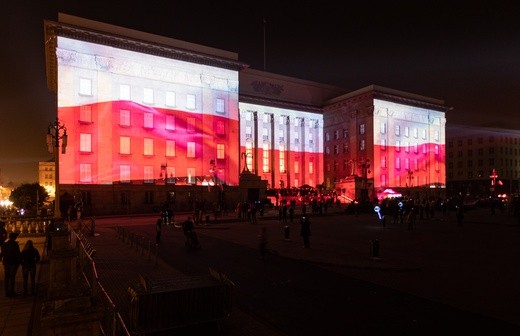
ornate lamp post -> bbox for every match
[46,118,67,218]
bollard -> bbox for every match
[284,225,290,240]
[370,239,380,258]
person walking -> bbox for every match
[21,240,40,296]
[300,216,311,248]
[2,232,21,297]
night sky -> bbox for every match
[2,1,520,185]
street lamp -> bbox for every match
[46,117,67,218]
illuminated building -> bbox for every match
[446,124,520,197]
[38,159,56,198]
[44,14,448,215]
[324,86,448,202]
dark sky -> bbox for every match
[2,1,520,185]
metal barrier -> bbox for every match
[69,224,131,336]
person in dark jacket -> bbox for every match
[21,240,40,296]
[2,232,21,297]
[300,216,311,248]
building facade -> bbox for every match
[446,124,520,197]
[44,14,448,215]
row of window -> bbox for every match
[326,141,441,154]
[79,79,227,114]
[243,112,319,128]
[243,143,315,174]
[326,157,441,172]
[448,158,519,169]
[79,134,226,159]
[326,124,441,142]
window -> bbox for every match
[166,166,176,182]
[144,112,154,128]
[143,88,154,104]
[381,139,386,150]
[187,142,196,158]
[343,143,348,153]
[166,115,176,130]
[381,156,387,168]
[405,142,410,153]
[165,91,176,107]
[263,114,270,123]
[395,125,400,136]
[325,132,330,141]
[119,84,130,100]
[187,168,196,184]
[120,136,130,154]
[216,121,225,135]
[309,162,314,174]
[279,144,286,173]
[279,116,285,125]
[413,128,418,138]
[414,143,418,153]
[144,191,154,204]
[423,144,428,154]
[343,129,349,138]
[359,140,365,151]
[216,98,225,113]
[217,143,225,159]
[404,126,409,137]
[120,110,130,126]
[80,105,92,123]
[120,165,131,183]
[334,130,339,139]
[380,123,386,134]
[396,157,401,169]
[166,140,175,157]
[395,140,401,152]
[186,94,196,109]
[422,129,427,139]
[246,126,253,139]
[187,117,196,132]
[405,158,410,170]
[144,138,154,156]
[79,78,92,96]
[333,145,338,154]
[262,143,270,173]
[79,164,92,183]
[308,133,313,145]
[144,166,154,183]
[245,112,252,121]
[294,161,299,174]
[434,145,439,155]
[359,124,365,135]
[434,130,439,141]
[79,133,92,153]
[294,132,300,144]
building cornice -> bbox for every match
[239,94,323,114]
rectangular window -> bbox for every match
[325,132,330,141]
[143,88,154,104]
[166,115,176,130]
[414,143,419,153]
[309,162,314,174]
[435,145,439,155]
[334,130,339,139]
[186,94,196,110]
[279,144,285,173]
[79,105,92,123]
[187,167,196,184]
[79,78,92,96]
[395,125,400,136]
[144,112,154,128]
[294,161,299,174]
[245,112,252,121]
[120,136,130,154]
[279,116,285,125]
[217,143,225,159]
[79,133,92,153]
[216,121,225,135]
[405,158,410,170]
[404,126,409,137]
[413,128,418,138]
[343,129,349,138]
[246,126,252,139]
[144,138,154,156]
[359,139,365,151]
[422,129,427,139]
[120,84,130,100]
[165,91,176,107]
[187,117,196,132]
[144,166,154,183]
[380,123,386,134]
[187,142,196,158]
[120,110,130,126]
[79,164,92,183]
[120,165,131,183]
[381,156,387,168]
[166,140,176,157]
[405,142,410,153]
[396,157,401,169]
[262,143,269,173]
[359,124,365,135]
[395,140,400,152]
[380,139,386,150]
[166,166,176,182]
[263,114,269,123]
[216,98,225,113]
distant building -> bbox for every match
[38,159,55,198]
[446,124,520,197]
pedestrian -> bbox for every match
[155,217,162,245]
[0,221,7,254]
[258,226,267,260]
[407,207,416,231]
[21,240,40,296]
[300,216,311,248]
[2,232,21,297]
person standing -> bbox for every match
[300,216,311,248]
[155,217,162,245]
[21,240,40,296]
[0,221,7,255]
[2,232,21,297]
